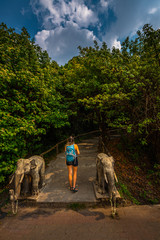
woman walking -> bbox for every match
[65,136,80,192]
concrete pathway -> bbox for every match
[36,137,99,206]
[0,205,160,240]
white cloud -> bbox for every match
[70,2,97,27]
[149,7,158,14]
[31,0,98,65]
[112,37,121,50]
[31,0,160,64]
[35,29,50,49]
[100,0,109,8]
[31,0,97,28]
[102,0,160,48]
[21,8,26,16]
[35,22,97,65]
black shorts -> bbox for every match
[66,157,78,167]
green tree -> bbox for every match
[0,24,70,183]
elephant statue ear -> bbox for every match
[30,159,37,169]
[17,158,24,167]
[110,156,115,163]
[101,158,106,165]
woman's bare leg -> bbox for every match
[67,165,73,187]
[73,166,78,188]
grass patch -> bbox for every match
[0,188,9,208]
[117,182,140,205]
[67,203,86,211]
[148,198,159,204]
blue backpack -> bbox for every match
[65,145,76,162]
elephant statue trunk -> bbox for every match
[14,171,24,200]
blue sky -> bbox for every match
[1,0,160,65]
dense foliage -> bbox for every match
[63,24,160,162]
[0,23,160,184]
[0,23,70,183]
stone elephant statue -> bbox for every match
[9,155,45,202]
[96,153,118,216]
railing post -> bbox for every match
[56,144,59,155]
